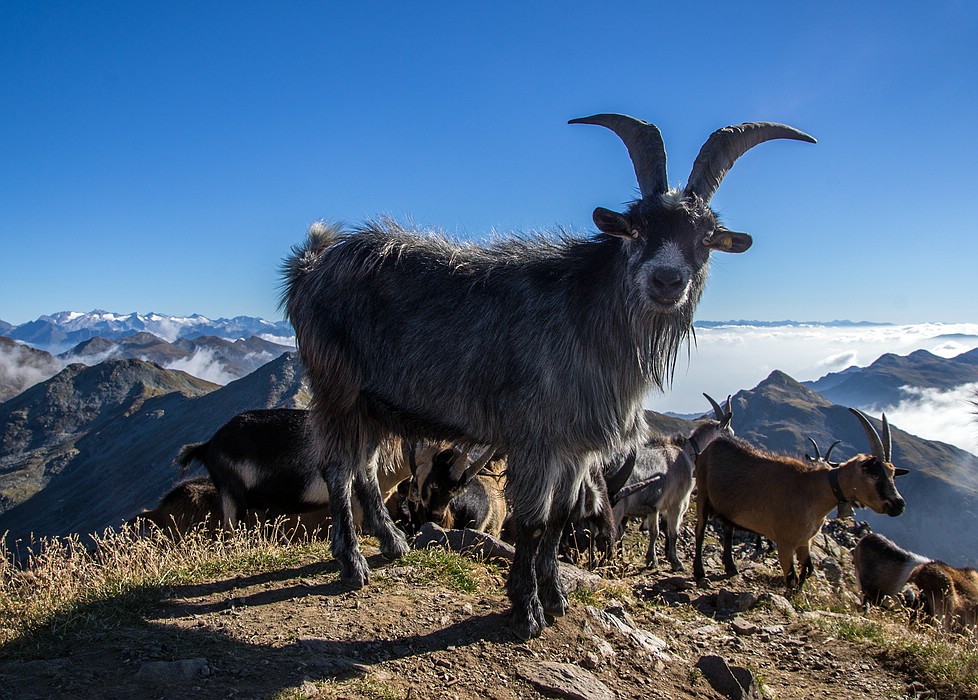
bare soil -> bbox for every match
[0,531,931,700]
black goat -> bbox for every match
[281,113,814,639]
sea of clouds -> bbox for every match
[647,322,978,456]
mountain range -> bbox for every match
[2,310,294,354]
[1,349,977,568]
[0,313,295,401]
[803,347,978,408]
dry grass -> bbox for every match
[0,519,333,650]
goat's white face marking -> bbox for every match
[640,240,694,309]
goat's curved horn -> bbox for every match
[684,122,816,204]
[703,393,725,421]
[806,437,821,462]
[448,445,469,481]
[569,113,668,199]
[824,439,841,463]
[460,444,498,483]
[849,408,886,462]
[881,414,892,462]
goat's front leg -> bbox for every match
[665,511,684,571]
[536,517,570,618]
[644,513,660,568]
[507,521,546,640]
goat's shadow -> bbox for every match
[156,553,397,617]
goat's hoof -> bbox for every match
[508,608,545,641]
[381,534,410,560]
[339,556,370,589]
[539,589,568,618]
[670,561,684,572]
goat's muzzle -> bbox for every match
[884,498,906,517]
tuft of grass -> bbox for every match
[394,548,493,594]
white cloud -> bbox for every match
[646,322,978,455]
[0,343,64,396]
[874,383,978,456]
[165,348,236,385]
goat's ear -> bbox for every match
[705,227,752,254]
[894,467,910,477]
[592,207,637,239]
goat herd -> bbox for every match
[128,113,972,640]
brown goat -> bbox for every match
[693,409,908,587]
[127,476,334,540]
[908,561,978,632]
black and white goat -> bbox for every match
[281,114,814,639]
[612,394,733,570]
[177,409,431,530]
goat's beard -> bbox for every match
[634,269,705,392]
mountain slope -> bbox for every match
[0,359,219,514]
[804,348,978,408]
[0,353,308,548]
[0,337,62,403]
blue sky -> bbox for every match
[2,2,976,326]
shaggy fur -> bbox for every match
[280,116,813,639]
[852,532,929,605]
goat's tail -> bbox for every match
[277,220,344,314]
[175,442,208,473]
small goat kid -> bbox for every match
[281,114,814,639]
[612,393,733,570]
[693,409,908,587]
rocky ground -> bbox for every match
[0,521,944,699]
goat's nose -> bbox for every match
[887,498,906,516]
[651,268,685,295]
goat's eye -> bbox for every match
[629,229,641,239]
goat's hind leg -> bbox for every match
[352,449,409,559]
[322,454,371,588]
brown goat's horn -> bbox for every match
[704,393,725,421]
[806,437,822,462]
[458,444,498,483]
[569,113,668,199]
[684,122,816,204]
[849,408,887,462]
[881,413,892,462]
[824,439,841,463]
